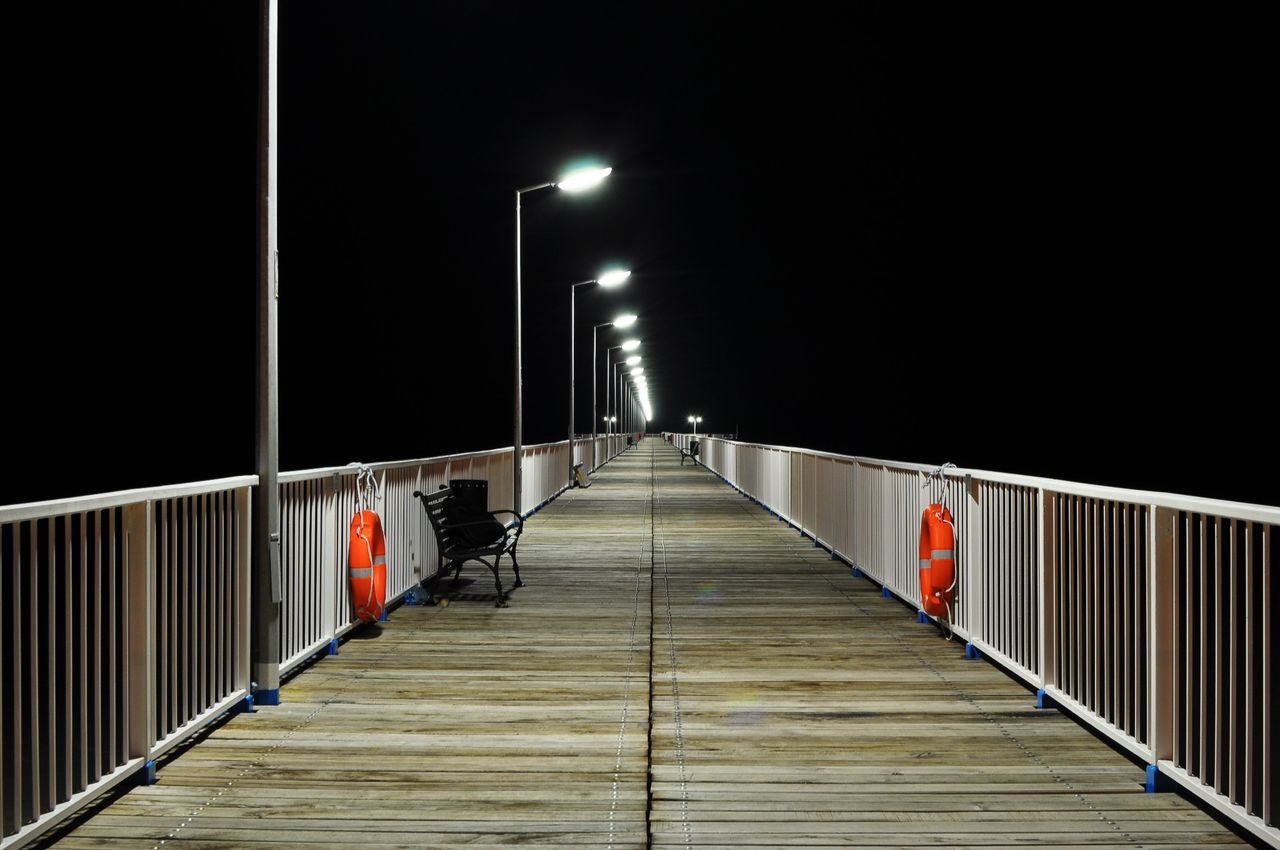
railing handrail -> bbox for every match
[0,438,609,520]
[277,437,596,483]
[691,436,1280,523]
[0,474,259,523]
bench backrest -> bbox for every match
[449,479,488,514]
[419,487,462,554]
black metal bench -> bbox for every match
[412,482,525,607]
[679,439,700,466]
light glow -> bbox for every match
[557,166,612,193]
[612,314,637,329]
[625,356,642,366]
[621,339,641,352]
[598,269,631,288]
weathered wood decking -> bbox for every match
[46,441,1247,848]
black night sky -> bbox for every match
[5,4,1274,506]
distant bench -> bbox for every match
[679,440,700,466]
[413,480,525,608]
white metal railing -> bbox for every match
[683,435,1277,847]
[0,477,254,849]
[273,439,594,675]
[0,435,641,848]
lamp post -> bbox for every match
[688,415,703,436]
[619,355,640,438]
[591,315,636,473]
[252,0,282,704]
[601,338,639,467]
[570,271,629,482]
[627,367,644,445]
[515,165,611,515]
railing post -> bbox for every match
[1148,505,1176,764]
[235,487,253,696]
[966,476,982,641]
[1039,489,1055,689]
[124,501,155,762]
[321,475,337,645]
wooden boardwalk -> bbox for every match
[46,441,1248,848]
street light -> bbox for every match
[602,338,640,466]
[597,269,631,288]
[688,415,703,436]
[558,166,612,193]
[593,324,638,471]
[627,370,647,439]
[515,164,611,515]
[570,270,630,481]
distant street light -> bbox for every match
[515,164,611,514]
[593,323,638,471]
[603,338,641,465]
[570,270,630,480]
[688,415,703,436]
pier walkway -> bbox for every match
[47,442,1247,848]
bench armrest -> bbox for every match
[440,518,513,532]
[490,510,524,535]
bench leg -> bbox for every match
[452,560,463,582]
[490,554,508,608]
[509,544,525,588]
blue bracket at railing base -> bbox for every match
[140,759,157,786]
[917,610,930,624]
[814,539,822,548]
[240,693,256,714]
[256,688,281,706]
[881,587,892,599]
[1035,687,1055,711]
[965,642,981,660]
[379,608,388,622]
[1145,764,1172,793]
[328,638,339,656]
[850,565,862,576]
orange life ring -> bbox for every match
[349,509,387,622]
[918,503,955,618]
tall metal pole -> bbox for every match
[568,284,575,482]
[591,325,598,471]
[252,0,281,706]
[514,189,523,516]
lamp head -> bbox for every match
[597,269,631,288]
[557,166,612,193]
